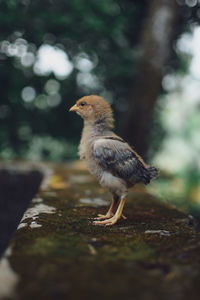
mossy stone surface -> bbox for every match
[3,162,200,300]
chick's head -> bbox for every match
[69,95,114,128]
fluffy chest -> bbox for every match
[78,132,93,160]
[78,131,102,179]
[79,124,100,161]
[79,143,103,180]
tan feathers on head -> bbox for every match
[70,95,114,129]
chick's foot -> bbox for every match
[94,212,114,220]
[93,216,119,226]
[93,214,126,226]
[94,213,126,221]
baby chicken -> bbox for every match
[69,95,158,226]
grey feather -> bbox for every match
[93,137,158,186]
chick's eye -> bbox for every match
[80,101,86,107]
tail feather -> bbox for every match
[139,165,159,185]
[147,165,159,181]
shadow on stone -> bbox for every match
[0,166,43,257]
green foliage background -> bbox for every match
[0,0,200,216]
[0,0,146,160]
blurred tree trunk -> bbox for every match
[120,0,179,158]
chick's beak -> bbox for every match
[69,104,78,112]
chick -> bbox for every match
[69,95,158,226]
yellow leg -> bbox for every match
[93,195,127,226]
[94,195,119,220]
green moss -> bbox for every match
[5,162,200,300]
[100,240,156,262]
[27,234,89,258]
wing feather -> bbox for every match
[93,137,150,185]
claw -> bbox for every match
[121,214,127,220]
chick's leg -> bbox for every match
[93,195,127,226]
[94,194,119,220]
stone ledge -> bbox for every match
[0,161,200,300]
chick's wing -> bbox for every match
[93,137,146,183]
